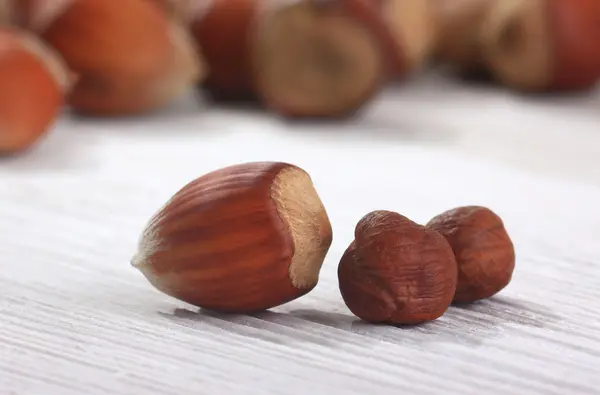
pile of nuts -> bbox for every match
[132,162,516,325]
[1,0,600,155]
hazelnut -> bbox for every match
[0,27,71,154]
[481,0,600,91]
[252,0,390,118]
[381,0,438,76]
[17,0,205,116]
[427,206,515,303]
[131,162,333,313]
[338,210,457,325]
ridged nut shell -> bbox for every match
[18,0,204,115]
[0,27,70,153]
[132,162,333,313]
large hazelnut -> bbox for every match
[253,0,391,118]
[17,0,204,116]
[338,210,457,325]
[481,0,600,91]
[427,206,515,303]
[132,162,333,313]
[0,27,71,154]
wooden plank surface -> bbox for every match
[2,76,600,395]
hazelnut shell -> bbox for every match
[132,162,333,313]
[252,0,388,118]
[0,27,70,153]
[19,0,204,115]
[481,0,600,91]
[480,0,553,91]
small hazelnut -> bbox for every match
[17,0,205,116]
[338,210,457,325]
[481,0,600,91]
[427,206,515,304]
[0,27,72,154]
[132,162,333,313]
[253,0,390,118]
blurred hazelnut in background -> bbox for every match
[432,0,600,90]
[0,27,72,154]
[13,0,205,116]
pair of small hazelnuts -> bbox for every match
[132,162,515,325]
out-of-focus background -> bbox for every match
[2,0,600,394]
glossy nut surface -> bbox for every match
[132,162,333,313]
[0,27,68,153]
[338,210,457,325]
[19,0,203,115]
[427,206,515,303]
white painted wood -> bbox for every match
[2,74,600,395]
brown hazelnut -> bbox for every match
[0,27,72,154]
[427,206,515,303]
[131,161,333,313]
[16,0,204,116]
[481,0,600,91]
[338,210,457,325]
[253,0,391,118]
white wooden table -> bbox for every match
[2,73,600,395]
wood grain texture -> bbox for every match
[2,74,600,394]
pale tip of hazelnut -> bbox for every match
[178,0,214,25]
[131,204,169,271]
[271,166,332,290]
[385,0,437,71]
[130,206,175,294]
[23,0,76,33]
[153,21,206,99]
[134,21,205,111]
[16,30,73,93]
